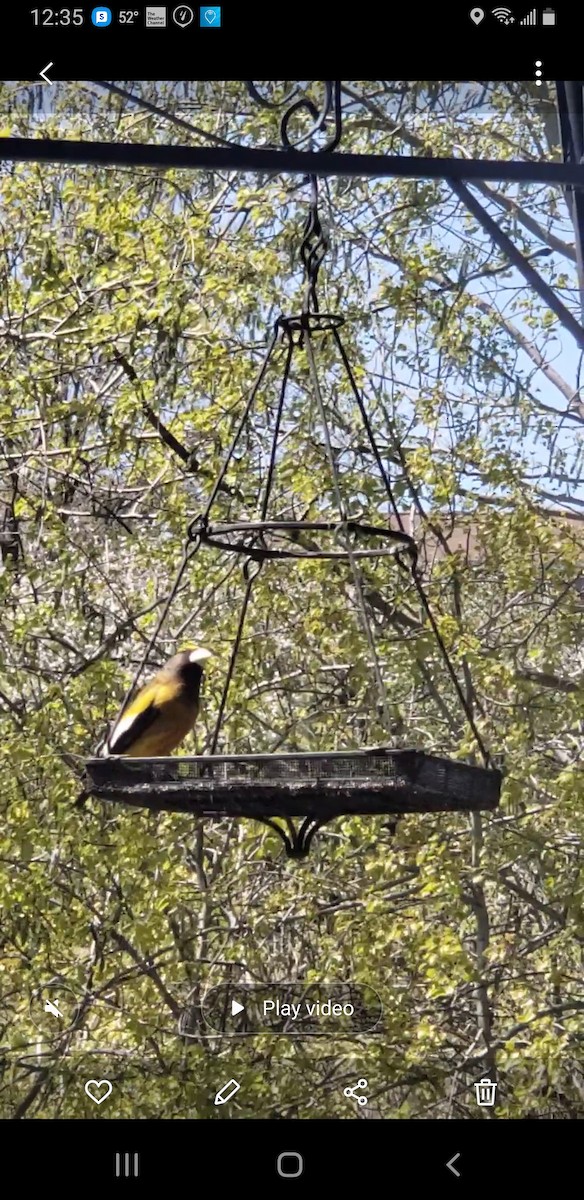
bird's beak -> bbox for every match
[188,647,213,664]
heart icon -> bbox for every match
[204,9,216,22]
[85,1078,113,1105]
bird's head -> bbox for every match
[170,646,214,692]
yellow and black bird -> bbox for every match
[100,646,213,758]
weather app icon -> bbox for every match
[91,6,112,24]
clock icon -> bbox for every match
[172,5,194,24]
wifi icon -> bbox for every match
[492,6,515,20]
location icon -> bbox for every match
[470,7,485,22]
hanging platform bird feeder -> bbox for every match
[82,85,503,857]
[84,749,501,857]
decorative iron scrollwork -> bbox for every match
[245,81,343,152]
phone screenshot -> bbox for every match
[1,4,583,1188]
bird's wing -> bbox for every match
[105,690,160,755]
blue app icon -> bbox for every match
[91,6,112,24]
[200,6,221,26]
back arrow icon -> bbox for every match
[446,1153,461,1178]
[39,63,53,84]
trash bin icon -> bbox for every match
[474,1077,497,1106]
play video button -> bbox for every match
[194,982,383,1035]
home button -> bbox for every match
[276,1151,304,1178]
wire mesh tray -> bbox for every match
[84,748,501,817]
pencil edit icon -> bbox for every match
[214,1078,240,1106]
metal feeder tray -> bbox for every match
[84,748,501,855]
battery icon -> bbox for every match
[542,7,556,23]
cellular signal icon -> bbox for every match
[520,7,537,22]
[492,6,514,21]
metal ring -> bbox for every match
[277,312,345,334]
[188,519,416,563]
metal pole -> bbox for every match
[2,137,584,186]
